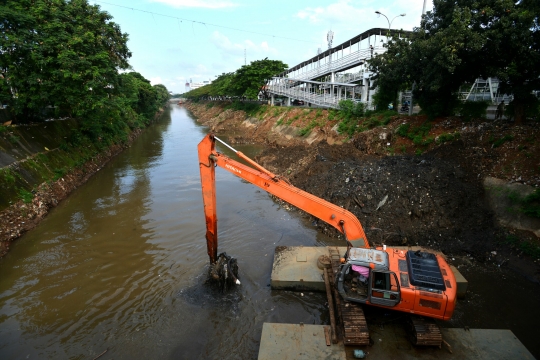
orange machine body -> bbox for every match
[198,134,456,321]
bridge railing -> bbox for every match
[286,47,381,82]
[269,86,361,109]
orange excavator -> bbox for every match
[198,133,456,345]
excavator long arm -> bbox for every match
[198,134,369,264]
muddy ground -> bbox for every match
[185,101,540,283]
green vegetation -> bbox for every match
[0,0,170,209]
[456,101,489,122]
[224,101,262,116]
[337,100,365,135]
[0,1,169,125]
[503,234,540,259]
[299,119,322,137]
[18,188,33,204]
[1,168,17,184]
[334,100,398,136]
[508,189,540,218]
[183,58,287,101]
[436,132,461,144]
[396,122,433,146]
[489,134,514,148]
[369,0,540,122]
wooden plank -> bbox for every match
[324,325,331,346]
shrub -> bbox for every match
[225,101,261,116]
[489,135,514,148]
[18,188,33,204]
[456,101,489,122]
[437,132,461,144]
[396,122,433,146]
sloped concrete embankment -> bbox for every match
[0,120,143,257]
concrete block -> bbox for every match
[441,328,534,360]
[450,265,468,299]
[271,246,328,292]
[258,323,346,360]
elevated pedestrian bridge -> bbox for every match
[268,27,514,110]
[268,28,409,109]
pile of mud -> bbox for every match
[258,142,494,258]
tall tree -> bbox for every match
[0,0,131,122]
[370,0,540,121]
[231,58,287,99]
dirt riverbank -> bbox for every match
[185,101,540,283]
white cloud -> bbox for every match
[210,31,278,58]
[296,0,422,34]
[296,0,369,25]
[150,0,237,9]
[150,76,163,85]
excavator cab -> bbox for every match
[336,247,401,307]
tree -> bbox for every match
[231,58,287,99]
[369,36,412,111]
[0,0,131,122]
[209,72,234,98]
[370,0,540,121]
[480,0,540,123]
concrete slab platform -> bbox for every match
[271,246,328,291]
[258,323,346,360]
[259,323,534,360]
[355,327,535,360]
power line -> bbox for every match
[92,1,319,45]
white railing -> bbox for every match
[269,86,359,109]
[287,47,383,82]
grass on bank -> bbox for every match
[0,101,165,209]
[501,234,540,259]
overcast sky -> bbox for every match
[90,0,433,94]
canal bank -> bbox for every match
[0,109,165,257]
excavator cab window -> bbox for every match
[373,272,390,290]
[370,271,401,307]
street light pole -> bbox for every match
[375,11,406,41]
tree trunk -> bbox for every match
[513,101,524,125]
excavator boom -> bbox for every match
[198,134,369,263]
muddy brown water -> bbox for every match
[1,105,539,359]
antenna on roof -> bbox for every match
[327,30,334,50]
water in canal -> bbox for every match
[0,105,338,359]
